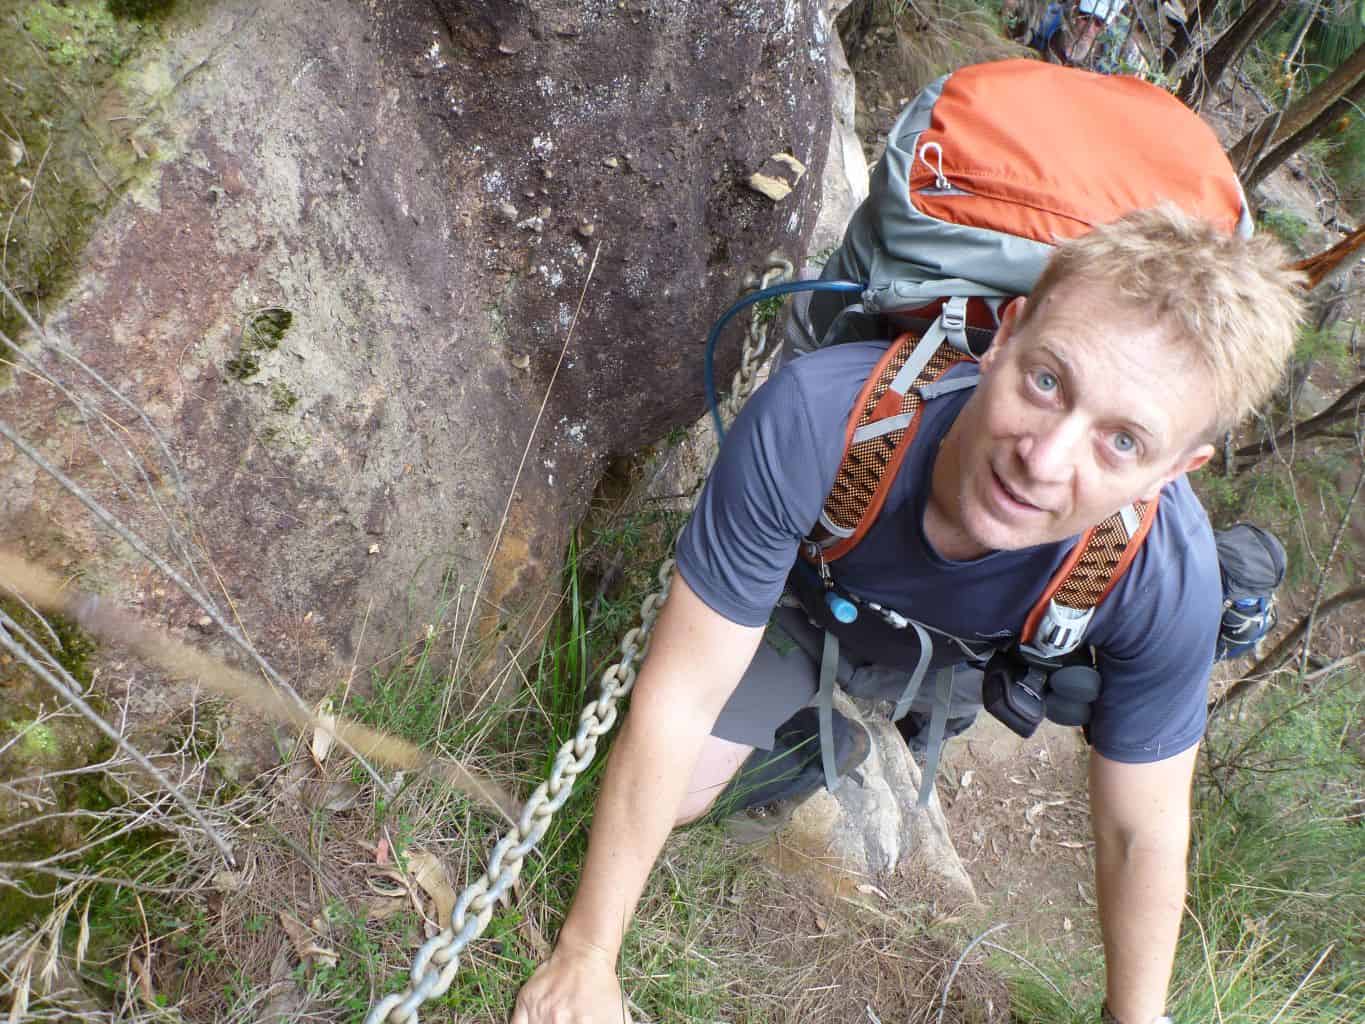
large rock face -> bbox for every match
[0,0,835,730]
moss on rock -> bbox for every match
[0,1,167,376]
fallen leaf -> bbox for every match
[130,952,155,1004]
[311,698,337,766]
[959,769,976,790]
[212,870,243,892]
[363,897,410,922]
[519,915,552,959]
[304,779,363,813]
[1025,798,1067,826]
[375,836,391,865]
[367,871,409,899]
[814,910,828,932]
[855,883,890,901]
[406,850,457,927]
[303,944,339,968]
[279,912,312,960]
[1063,917,1073,932]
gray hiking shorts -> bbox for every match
[709,605,986,751]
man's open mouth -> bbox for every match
[992,468,1045,512]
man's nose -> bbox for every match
[1016,415,1085,483]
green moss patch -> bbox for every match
[225,306,293,381]
[0,1,166,376]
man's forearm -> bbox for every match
[554,700,705,959]
[1093,827,1187,1023]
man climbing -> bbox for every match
[511,206,1302,1024]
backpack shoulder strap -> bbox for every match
[1019,498,1161,660]
[806,328,975,565]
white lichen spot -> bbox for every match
[532,134,554,159]
[425,40,447,69]
[786,210,799,234]
[558,303,572,329]
[565,422,586,445]
[624,261,648,299]
[536,75,556,97]
[482,170,506,195]
[538,263,565,289]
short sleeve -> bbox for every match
[675,364,842,627]
[1086,488,1221,763]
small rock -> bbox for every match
[367,543,380,555]
[5,139,23,167]
[747,173,792,202]
[498,201,518,223]
[576,221,595,239]
[602,156,619,169]
[212,870,243,892]
[538,205,551,218]
[511,354,530,370]
[746,151,806,202]
[194,614,213,630]
[498,27,531,55]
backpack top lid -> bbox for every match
[845,60,1252,312]
[1215,524,1288,601]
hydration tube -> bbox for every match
[704,279,864,440]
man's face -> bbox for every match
[931,278,1216,558]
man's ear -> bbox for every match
[980,296,1027,371]
[1139,443,1215,501]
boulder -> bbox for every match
[772,691,978,908]
[0,0,835,753]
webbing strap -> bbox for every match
[818,629,842,793]
[940,296,970,353]
[891,620,933,722]
[887,320,948,395]
[916,374,979,401]
[916,666,956,809]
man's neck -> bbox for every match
[923,421,990,562]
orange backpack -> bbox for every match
[796,59,1251,662]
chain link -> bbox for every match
[365,257,792,1024]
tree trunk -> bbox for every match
[1243,74,1365,190]
[1178,0,1289,108]
[1230,42,1365,171]
[1163,0,1222,74]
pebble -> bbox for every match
[498,201,518,222]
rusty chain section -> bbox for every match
[365,257,794,1024]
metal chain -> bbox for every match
[365,257,793,1024]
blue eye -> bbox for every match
[1033,369,1058,392]
[1112,431,1136,454]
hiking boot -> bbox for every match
[711,707,870,840]
[895,710,977,758]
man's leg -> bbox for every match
[676,734,753,825]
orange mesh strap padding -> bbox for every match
[1021,497,1160,644]
[817,332,972,564]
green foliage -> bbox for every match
[1177,677,1365,1021]
[1294,323,1354,377]
[0,2,159,359]
[1257,206,1312,252]
[1008,672,1365,1023]
[106,0,178,20]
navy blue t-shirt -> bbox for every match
[676,342,1221,764]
